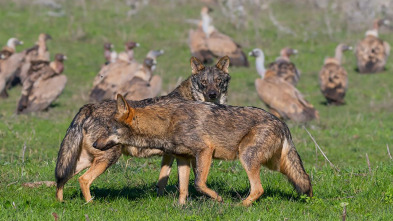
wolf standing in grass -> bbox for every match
[94,94,313,206]
[55,56,231,203]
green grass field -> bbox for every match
[1,1,393,220]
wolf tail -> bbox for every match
[280,137,313,197]
[55,106,90,201]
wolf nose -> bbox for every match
[208,91,217,100]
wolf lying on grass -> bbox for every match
[55,56,231,203]
[93,94,313,206]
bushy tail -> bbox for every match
[55,106,90,200]
[280,138,313,197]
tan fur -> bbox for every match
[255,70,319,123]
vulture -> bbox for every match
[0,38,23,60]
[356,19,390,73]
[188,6,248,67]
[319,44,352,105]
[118,58,163,101]
[0,38,24,98]
[268,47,300,86]
[250,48,319,123]
[91,41,140,96]
[104,42,117,64]
[106,50,164,101]
[117,41,140,63]
[12,33,52,87]
[16,53,67,114]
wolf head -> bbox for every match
[93,95,137,151]
[190,56,231,104]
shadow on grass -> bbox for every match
[76,179,302,203]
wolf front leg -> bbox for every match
[194,148,223,202]
[156,153,175,196]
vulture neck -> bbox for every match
[255,55,266,78]
[127,49,134,61]
[365,29,378,37]
[7,40,16,50]
[334,45,343,65]
[50,60,64,74]
[104,49,111,61]
[366,19,380,37]
[201,14,212,37]
[37,39,48,61]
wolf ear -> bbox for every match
[115,94,133,122]
[190,57,205,75]
[216,56,230,73]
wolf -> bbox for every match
[55,56,231,203]
[93,94,313,206]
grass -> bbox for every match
[1,0,393,220]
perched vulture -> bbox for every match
[250,48,319,123]
[104,42,117,64]
[12,33,52,86]
[117,41,140,63]
[319,44,352,105]
[356,19,391,73]
[16,53,67,114]
[0,38,23,60]
[110,50,164,101]
[89,60,139,102]
[188,6,248,67]
[90,41,140,100]
[119,58,162,101]
[0,38,24,98]
[268,47,300,86]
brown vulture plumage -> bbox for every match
[187,6,248,67]
[268,47,300,86]
[356,19,390,73]
[250,48,319,123]
[319,44,352,105]
[0,38,24,98]
[16,53,67,114]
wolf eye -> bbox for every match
[215,78,221,84]
[201,80,207,85]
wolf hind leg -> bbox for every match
[78,159,112,202]
[56,150,92,202]
[156,153,175,196]
[194,148,222,202]
[239,145,264,206]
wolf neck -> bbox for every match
[129,108,172,149]
[256,56,266,78]
[169,77,194,100]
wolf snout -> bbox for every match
[208,91,217,100]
